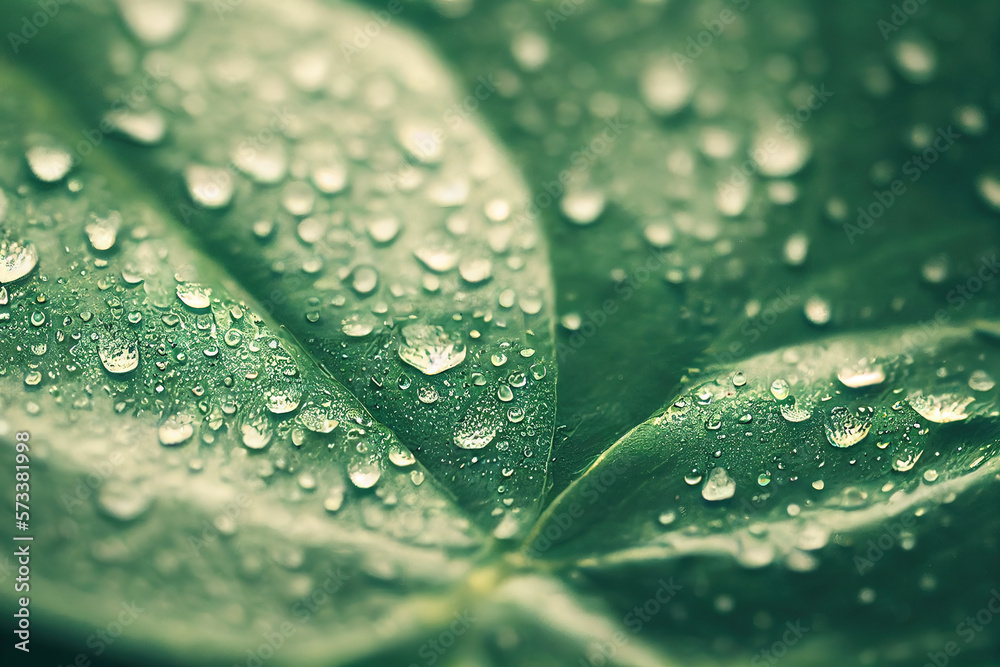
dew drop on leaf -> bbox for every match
[397,324,467,375]
[824,406,872,448]
[702,467,736,501]
[0,239,39,283]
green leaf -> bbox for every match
[4,1,1000,666]
[0,58,488,666]
[2,0,557,537]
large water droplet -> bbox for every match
[348,458,381,488]
[117,0,188,45]
[560,190,606,225]
[0,239,39,283]
[824,407,871,448]
[85,212,120,251]
[26,144,72,182]
[105,109,167,145]
[639,59,692,116]
[184,164,233,209]
[397,324,467,375]
[837,360,887,389]
[908,391,973,423]
[99,332,139,374]
[176,283,212,310]
[702,467,736,501]
[158,416,194,446]
[752,130,811,178]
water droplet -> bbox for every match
[184,165,233,209]
[530,362,546,380]
[397,324,467,375]
[176,283,212,310]
[459,257,493,284]
[366,215,400,244]
[837,361,887,389]
[299,405,339,433]
[417,386,439,404]
[323,487,345,512]
[497,385,514,402]
[770,379,789,400]
[117,0,188,45]
[507,406,525,423]
[105,109,167,145]
[85,213,120,251]
[388,444,416,467]
[732,371,747,387]
[969,370,995,392]
[783,233,809,266]
[890,36,937,83]
[455,414,496,449]
[158,416,194,446]
[97,481,151,522]
[342,312,377,337]
[642,221,675,248]
[908,391,973,423]
[0,239,39,283]
[350,265,379,296]
[348,459,381,488]
[282,181,316,216]
[234,143,287,185]
[639,59,692,116]
[414,245,458,273]
[99,332,139,374]
[241,422,273,450]
[311,163,348,194]
[702,467,736,501]
[892,446,924,472]
[266,390,302,415]
[780,400,812,423]
[657,510,676,526]
[560,190,606,225]
[26,144,72,182]
[757,472,771,486]
[976,173,1000,213]
[824,407,872,448]
[752,129,811,177]
[804,296,831,326]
